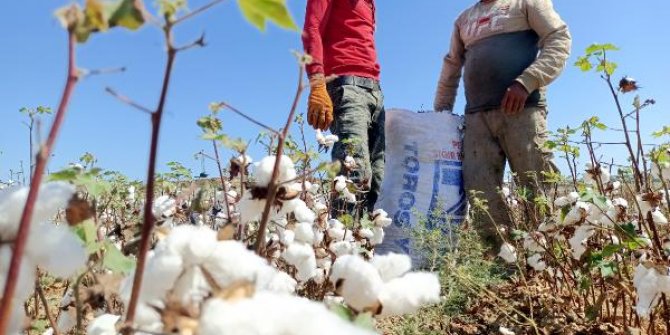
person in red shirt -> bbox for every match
[302,0,385,214]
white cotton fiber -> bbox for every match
[202,241,272,289]
[254,156,297,187]
[87,314,121,335]
[199,293,374,335]
[498,243,517,264]
[282,242,317,282]
[372,253,412,282]
[371,226,385,245]
[27,222,87,278]
[330,255,384,311]
[294,222,315,244]
[378,272,441,316]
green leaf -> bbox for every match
[73,219,101,254]
[602,244,623,257]
[598,261,616,278]
[339,214,355,229]
[48,169,78,182]
[353,312,376,330]
[239,0,267,31]
[329,303,354,321]
[574,56,592,72]
[237,0,298,31]
[108,0,146,30]
[103,241,135,274]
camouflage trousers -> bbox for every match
[327,81,385,214]
[463,106,558,249]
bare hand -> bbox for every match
[501,82,529,115]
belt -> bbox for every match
[328,75,381,91]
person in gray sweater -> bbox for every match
[434,0,571,249]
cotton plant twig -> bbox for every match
[35,275,61,335]
[217,102,281,136]
[120,0,225,328]
[254,64,306,254]
[105,87,153,115]
[0,30,79,334]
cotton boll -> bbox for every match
[254,156,297,187]
[313,268,326,284]
[330,255,384,311]
[329,240,354,257]
[87,314,120,335]
[553,196,571,208]
[152,195,176,218]
[587,199,613,224]
[202,241,272,289]
[567,192,580,203]
[371,226,385,245]
[282,242,317,281]
[199,293,375,335]
[328,219,344,229]
[308,182,321,194]
[522,232,546,253]
[527,254,547,271]
[256,269,297,294]
[280,229,295,245]
[372,253,412,282]
[499,327,516,335]
[378,272,441,317]
[635,195,653,217]
[27,222,87,278]
[327,227,345,241]
[294,222,315,244]
[317,257,332,271]
[237,193,266,224]
[333,176,347,192]
[313,201,327,215]
[498,243,517,264]
[563,202,590,226]
[313,229,325,247]
[651,208,668,225]
[342,189,357,203]
[0,182,75,238]
[131,247,183,303]
[294,203,316,223]
[358,228,374,240]
[633,264,663,318]
[134,303,163,331]
[612,181,622,191]
[324,134,340,146]
[569,225,595,259]
[172,266,212,306]
[183,226,218,265]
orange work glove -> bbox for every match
[307,75,334,131]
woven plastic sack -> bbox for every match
[375,109,466,261]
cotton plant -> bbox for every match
[0,182,88,334]
[116,224,298,332]
[315,129,339,148]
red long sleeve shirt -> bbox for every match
[302,0,381,80]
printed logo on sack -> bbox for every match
[391,142,465,253]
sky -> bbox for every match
[1,1,669,183]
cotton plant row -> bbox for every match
[86,224,439,334]
[0,182,89,334]
[79,151,440,334]
[497,162,670,320]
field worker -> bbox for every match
[302,0,385,214]
[434,0,571,249]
